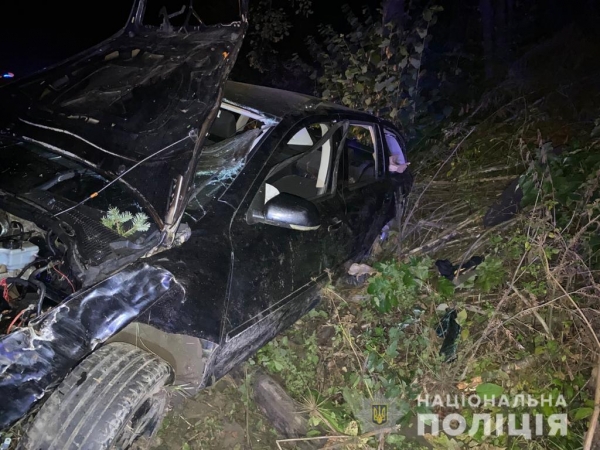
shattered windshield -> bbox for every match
[186,129,262,217]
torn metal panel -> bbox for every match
[0,0,249,229]
[223,81,353,119]
[0,264,183,429]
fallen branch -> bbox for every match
[322,287,373,400]
[276,425,402,450]
[427,175,517,185]
[541,249,600,351]
[406,215,482,256]
[401,127,476,239]
[583,355,600,450]
[510,284,552,338]
[459,244,531,380]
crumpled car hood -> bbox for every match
[0,0,248,229]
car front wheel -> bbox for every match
[19,342,173,450]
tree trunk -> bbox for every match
[506,0,514,46]
[479,0,494,79]
[494,0,508,70]
[506,0,514,25]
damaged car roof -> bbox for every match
[0,0,249,230]
[223,81,352,120]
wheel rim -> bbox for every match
[113,391,167,450]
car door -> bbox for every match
[222,118,352,337]
[337,120,395,260]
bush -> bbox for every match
[307,4,443,137]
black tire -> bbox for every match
[19,342,173,450]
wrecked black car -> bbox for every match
[0,1,412,448]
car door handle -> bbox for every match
[328,218,343,232]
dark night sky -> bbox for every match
[2,0,594,85]
[0,2,133,75]
[0,0,251,76]
[0,0,379,79]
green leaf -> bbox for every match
[423,9,433,22]
[456,309,467,325]
[437,277,455,298]
[385,339,399,358]
[474,257,506,293]
[374,77,395,92]
[573,407,594,421]
[409,57,421,69]
[476,383,504,398]
[416,27,428,39]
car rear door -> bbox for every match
[336,119,395,260]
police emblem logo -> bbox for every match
[354,394,405,432]
[372,404,388,425]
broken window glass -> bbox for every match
[185,129,262,218]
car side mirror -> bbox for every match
[260,193,320,231]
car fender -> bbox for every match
[0,263,183,430]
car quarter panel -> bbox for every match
[0,264,182,430]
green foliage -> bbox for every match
[520,137,600,266]
[475,382,504,399]
[253,332,319,399]
[472,257,505,293]
[367,257,432,312]
[100,206,150,237]
[246,0,312,72]
[307,3,444,134]
[367,257,458,313]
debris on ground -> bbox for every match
[483,177,523,227]
[343,263,377,286]
[435,255,484,283]
[252,370,308,439]
[435,309,462,362]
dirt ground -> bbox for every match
[152,371,279,450]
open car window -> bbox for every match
[247,120,349,224]
[264,122,335,202]
[339,123,379,186]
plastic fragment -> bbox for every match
[435,256,484,281]
[1,437,11,450]
[347,263,376,277]
[436,308,461,362]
